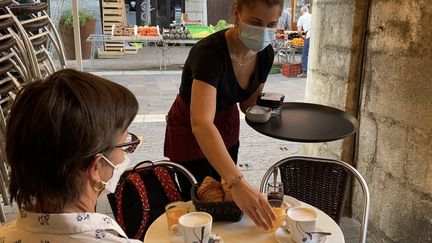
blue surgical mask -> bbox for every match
[239,20,276,52]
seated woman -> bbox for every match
[0,69,142,242]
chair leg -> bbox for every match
[0,195,6,223]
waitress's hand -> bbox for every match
[230,179,276,230]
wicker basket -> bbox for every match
[191,184,243,222]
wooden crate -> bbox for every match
[98,50,124,59]
[102,2,124,9]
[124,46,140,55]
[101,0,127,55]
[282,63,301,77]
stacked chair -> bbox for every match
[5,0,66,80]
[0,0,66,222]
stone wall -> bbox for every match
[303,0,432,242]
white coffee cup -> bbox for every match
[170,212,212,243]
[280,207,317,243]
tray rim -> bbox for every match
[246,102,359,143]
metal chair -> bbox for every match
[260,156,370,243]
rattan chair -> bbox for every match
[0,10,33,83]
[6,1,66,79]
[260,156,370,243]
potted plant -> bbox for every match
[59,9,96,60]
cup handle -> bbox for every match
[170,224,181,236]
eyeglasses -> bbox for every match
[115,132,141,153]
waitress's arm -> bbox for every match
[190,80,275,230]
[239,83,264,113]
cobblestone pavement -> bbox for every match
[2,70,361,242]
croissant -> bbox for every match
[221,179,233,201]
[197,176,224,202]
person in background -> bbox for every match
[297,5,312,78]
[278,7,292,30]
[0,69,142,242]
[164,0,283,230]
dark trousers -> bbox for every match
[301,37,310,73]
[176,143,240,200]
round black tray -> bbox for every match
[246,102,359,143]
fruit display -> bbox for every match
[276,29,287,40]
[161,25,215,40]
[111,24,161,38]
[210,19,232,32]
[192,31,210,39]
[162,26,192,40]
[187,25,214,39]
[137,26,160,37]
[291,38,304,47]
[287,32,300,40]
[112,24,134,36]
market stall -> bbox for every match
[273,30,304,77]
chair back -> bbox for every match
[260,156,370,243]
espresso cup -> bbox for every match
[170,212,213,243]
[280,207,317,243]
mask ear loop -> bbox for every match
[93,181,105,192]
[92,154,113,192]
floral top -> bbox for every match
[0,210,142,242]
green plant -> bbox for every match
[61,9,95,27]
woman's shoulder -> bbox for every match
[259,44,275,60]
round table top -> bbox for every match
[246,102,359,143]
[144,196,345,243]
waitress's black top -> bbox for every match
[179,28,274,111]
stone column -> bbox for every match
[303,0,432,241]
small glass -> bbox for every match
[268,199,288,232]
[270,107,282,117]
[267,181,284,201]
[165,201,194,231]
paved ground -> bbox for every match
[3,46,364,242]
[94,70,361,243]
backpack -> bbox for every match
[107,160,186,240]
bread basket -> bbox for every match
[191,184,243,222]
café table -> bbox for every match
[246,102,359,143]
[144,196,345,243]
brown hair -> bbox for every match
[235,0,284,11]
[6,69,138,211]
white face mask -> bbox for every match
[99,154,130,194]
[239,20,276,52]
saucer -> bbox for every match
[275,227,328,243]
[170,233,224,243]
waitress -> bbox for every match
[164,0,283,230]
